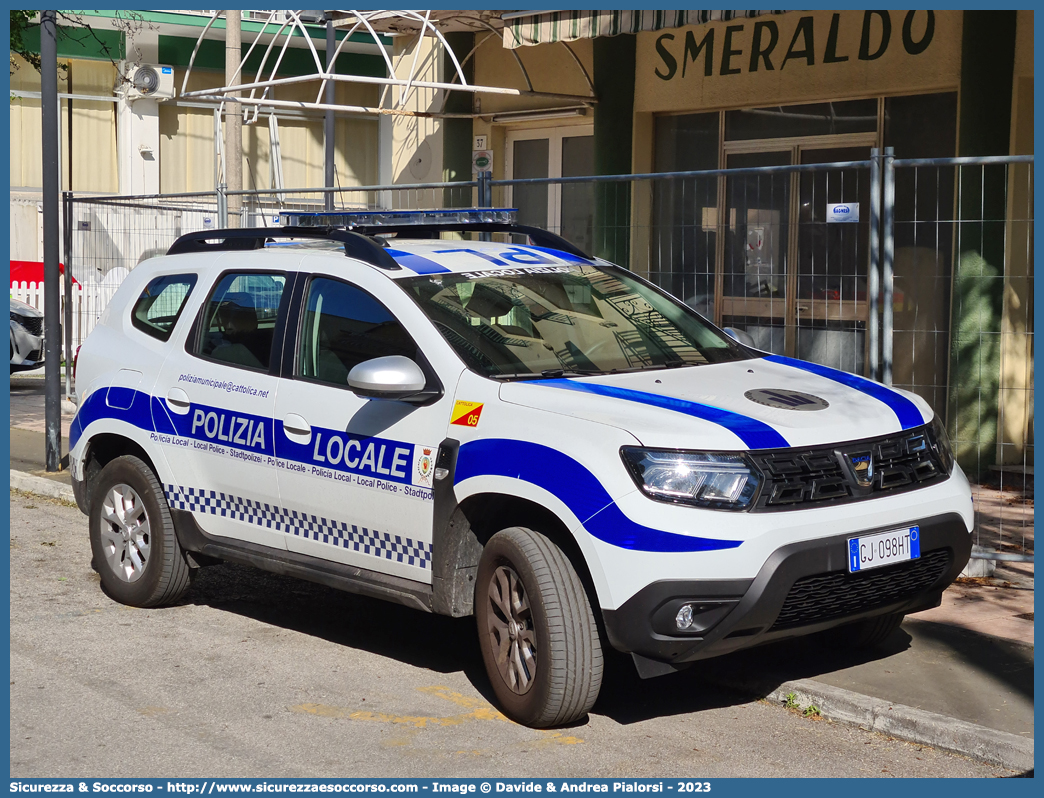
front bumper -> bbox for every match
[602,511,970,668]
[10,321,44,370]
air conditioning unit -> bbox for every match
[246,10,288,24]
[124,64,176,101]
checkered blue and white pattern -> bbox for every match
[165,484,432,569]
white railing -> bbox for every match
[11,280,120,351]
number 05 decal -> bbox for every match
[451,400,484,427]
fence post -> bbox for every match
[882,146,895,386]
[217,183,229,228]
[477,170,492,207]
[477,171,492,241]
[62,191,74,399]
[41,10,63,472]
[868,149,881,382]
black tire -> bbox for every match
[475,526,603,728]
[828,612,906,649]
[88,455,192,607]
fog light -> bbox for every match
[676,604,694,630]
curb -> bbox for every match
[10,469,77,503]
[709,673,1034,772]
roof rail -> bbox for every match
[165,227,402,270]
[348,222,593,261]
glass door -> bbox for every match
[508,137,549,228]
[795,146,872,373]
[506,126,594,253]
[718,137,874,368]
[720,151,792,355]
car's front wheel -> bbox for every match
[475,526,603,728]
[88,455,192,607]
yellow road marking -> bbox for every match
[290,686,584,745]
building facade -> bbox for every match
[10,10,391,258]
[453,9,1033,471]
[8,10,1033,473]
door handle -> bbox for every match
[283,413,312,439]
[165,387,191,415]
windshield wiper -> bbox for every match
[540,368,603,378]
[489,368,603,381]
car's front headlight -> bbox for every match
[620,447,762,510]
[929,415,955,474]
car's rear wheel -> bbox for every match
[475,526,602,728]
[88,455,192,607]
[828,612,906,649]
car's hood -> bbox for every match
[499,355,933,451]
[10,298,42,318]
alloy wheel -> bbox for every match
[99,482,151,582]
[485,564,537,694]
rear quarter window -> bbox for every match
[131,273,198,342]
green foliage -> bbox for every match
[803,704,821,718]
[783,693,799,710]
[10,10,40,73]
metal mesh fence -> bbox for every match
[60,157,1032,558]
[492,160,876,376]
[893,159,1034,561]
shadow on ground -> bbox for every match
[179,561,769,718]
[174,561,957,726]
[77,546,1038,735]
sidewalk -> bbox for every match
[8,376,1034,771]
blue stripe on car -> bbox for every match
[539,378,789,450]
[74,391,423,488]
[455,438,742,553]
[74,392,738,553]
[70,388,156,449]
[761,354,924,430]
[385,248,451,274]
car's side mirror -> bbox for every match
[723,326,756,348]
[347,355,431,402]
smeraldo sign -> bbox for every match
[827,203,860,223]
[653,10,935,81]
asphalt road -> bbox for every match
[9,492,1016,778]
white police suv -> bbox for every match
[71,209,972,728]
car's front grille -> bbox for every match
[769,548,951,631]
[11,313,43,337]
[748,425,948,511]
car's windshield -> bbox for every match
[398,263,753,379]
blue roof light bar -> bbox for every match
[280,208,518,228]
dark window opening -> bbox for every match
[297,277,418,388]
[195,272,287,371]
[131,273,198,342]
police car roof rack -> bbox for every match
[281,209,593,261]
[166,226,403,270]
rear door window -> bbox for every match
[194,272,287,371]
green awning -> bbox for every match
[502,10,787,49]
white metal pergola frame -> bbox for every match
[179,10,598,121]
